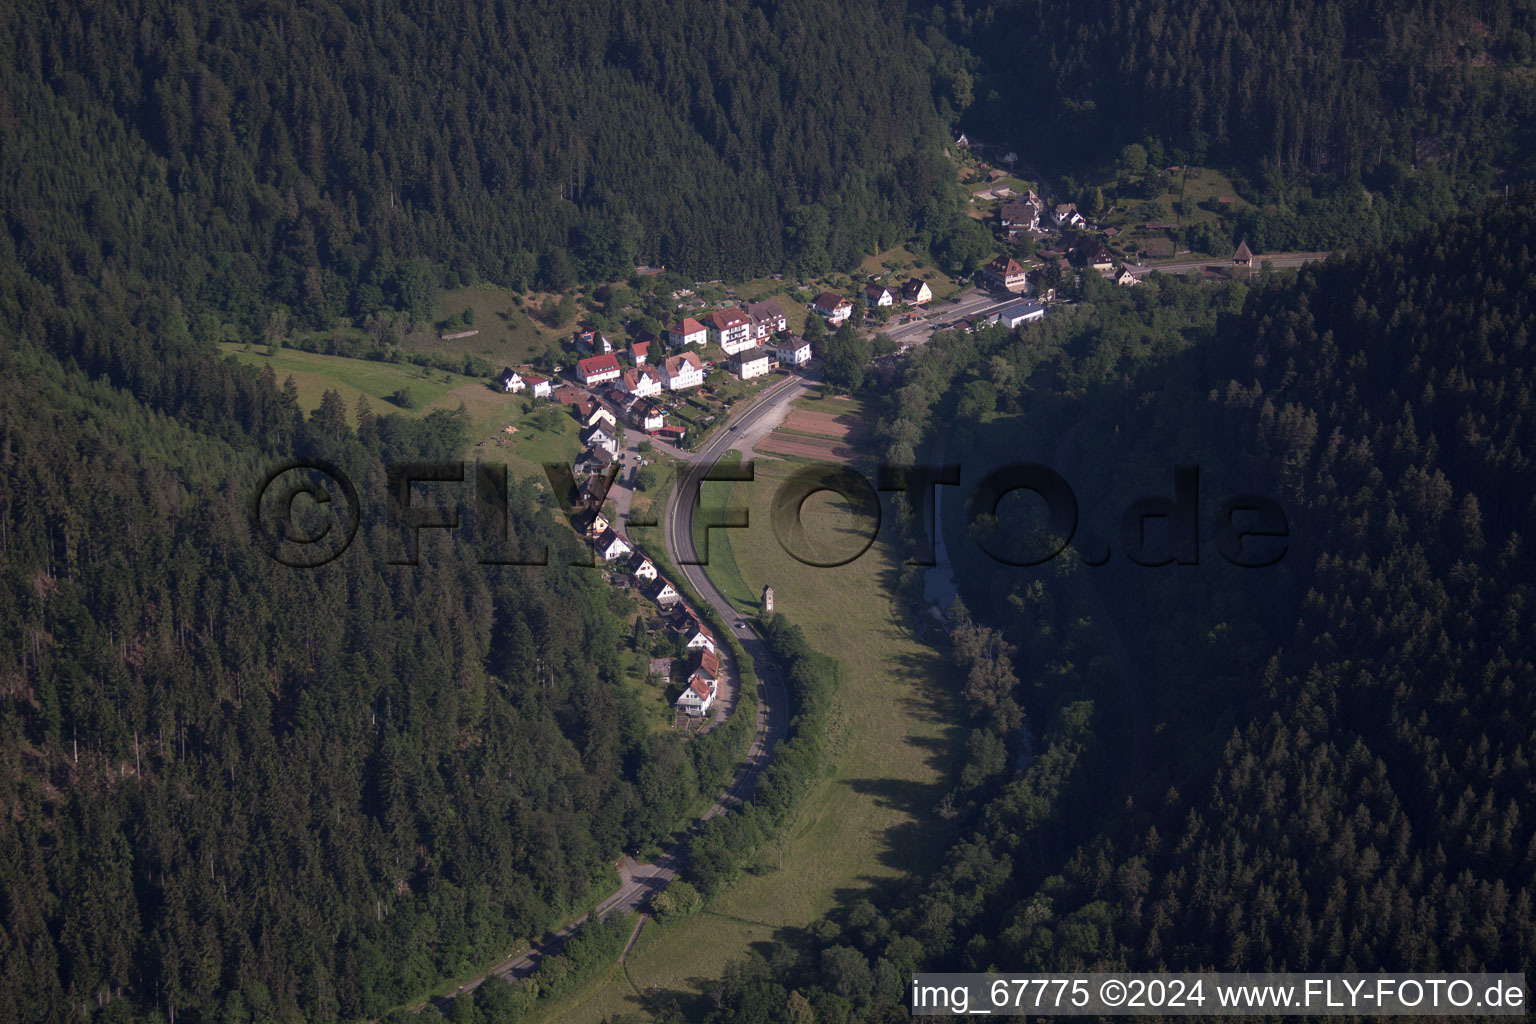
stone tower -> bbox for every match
[762,585,774,614]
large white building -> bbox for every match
[661,351,706,390]
[576,353,622,386]
[733,347,772,380]
[706,308,754,354]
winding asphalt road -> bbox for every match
[428,373,807,1011]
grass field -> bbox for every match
[218,343,580,482]
[528,454,962,1023]
[404,283,558,367]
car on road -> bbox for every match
[734,620,746,630]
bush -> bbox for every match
[388,387,416,409]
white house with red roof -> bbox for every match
[983,255,1030,293]
[523,374,553,398]
[620,366,664,398]
[864,282,897,307]
[676,673,716,716]
[705,308,754,354]
[577,353,622,386]
[497,367,525,393]
[812,291,853,324]
[661,351,706,391]
[665,317,708,348]
[629,338,653,365]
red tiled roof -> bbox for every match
[706,308,748,330]
[577,353,621,376]
[669,317,706,336]
[813,291,850,310]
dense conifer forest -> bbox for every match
[0,0,968,335]
[960,0,1536,181]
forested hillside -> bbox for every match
[0,0,968,333]
[0,318,743,1021]
[961,0,1536,178]
[694,192,1536,1022]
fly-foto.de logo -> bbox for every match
[250,459,1288,570]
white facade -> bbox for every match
[707,309,754,353]
[675,676,716,716]
[734,348,771,380]
[666,318,708,348]
[775,338,812,366]
[621,368,663,397]
[662,353,706,391]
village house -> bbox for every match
[578,473,611,505]
[574,398,616,430]
[629,552,658,582]
[576,353,622,387]
[675,611,716,653]
[620,366,664,398]
[812,291,853,324]
[733,346,772,380]
[1114,266,1139,287]
[573,328,613,355]
[630,397,666,432]
[1234,240,1254,267]
[745,298,788,340]
[982,254,1030,293]
[574,445,615,476]
[522,374,553,399]
[1076,239,1115,274]
[688,647,721,684]
[775,335,813,366]
[1053,203,1085,229]
[581,423,618,455]
[661,351,706,391]
[650,579,681,608]
[594,528,632,562]
[999,199,1040,233]
[629,338,653,365]
[706,308,755,354]
[902,278,934,305]
[864,282,898,307]
[675,673,716,717]
[665,316,708,348]
[655,424,687,445]
[497,367,525,393]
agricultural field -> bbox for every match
[531,453,962,1023]
[756,396,868,463]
